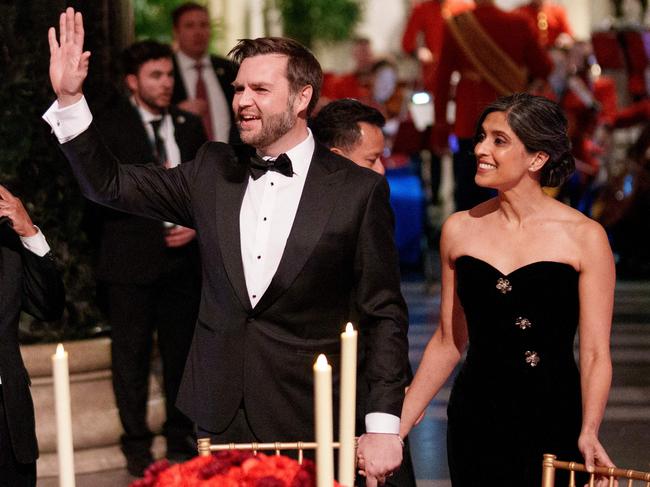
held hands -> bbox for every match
[356,433,403,486]
[0,185,38,237]
[48,7,91,107]
[578,431,618,487]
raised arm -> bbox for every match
[48,7,91,107]
[576,219,616,473]
[399,214,469,439]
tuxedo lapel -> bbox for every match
[254,145,345,313]
[214,145,252,311]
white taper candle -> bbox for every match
[52,344,76,487]
[314,353,334,487]
[338,322,357,486]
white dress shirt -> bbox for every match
[41,98,400,434]
[21,227,51,257]
[175,51,231,143]
[240,131,313,308]
[133,98,181,168]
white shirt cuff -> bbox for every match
[42,96,93,143]
[365,412,400,434]
[20,227,51,257]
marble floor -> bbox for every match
[37,277,650,486]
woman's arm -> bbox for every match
[399,215,469,439]
[576,219,616,472]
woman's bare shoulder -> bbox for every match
[444,198,498,232]
[546,200,611,262]
[548,200,606,239]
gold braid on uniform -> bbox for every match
[446,11,528,96]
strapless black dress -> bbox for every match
[447,255,584,486]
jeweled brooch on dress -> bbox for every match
[515,317,532,329]
[496,278,512,294]
[525,351,540,367]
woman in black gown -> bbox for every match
[398,94,616,486]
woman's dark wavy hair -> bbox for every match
[473,93,575,187]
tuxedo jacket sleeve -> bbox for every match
[0,226,64,463]
[59,127,409,439]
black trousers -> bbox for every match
[0,387,36,487]
[105,258,200,457]
[452,138,495,211]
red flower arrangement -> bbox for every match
[129,451,342,487]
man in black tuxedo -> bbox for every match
[0,184,64,486]
[45,9,408,485]
[312,99,419,487]
[171,2,238,143]
[88,40,207,475]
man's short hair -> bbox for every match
[122,40,173,75]
[228,37,323,116]
[311,99,385,151]
[172,2,208,27]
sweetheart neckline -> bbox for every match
[455,255,579,277]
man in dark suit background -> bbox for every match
[90,40,207,475]
[45,9,409,485]
[0,184,64,486]
[311,98,387,175]
[171,2,238,143]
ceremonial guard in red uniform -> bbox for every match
[514,0,573,48]
[432,0,553,210]
[401,0,474,92]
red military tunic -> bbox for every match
[613,99,650,129]
[401,0,474,91]
[513,1,573,48]
[433,3,553,142]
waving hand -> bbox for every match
[48,7,91,107]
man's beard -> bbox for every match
[238,97,298,149]
[138,91,170,113]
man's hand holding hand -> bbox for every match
[357,433,403,486]
[48,7,91,107]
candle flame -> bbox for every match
[345,322,355,334]
[315,353,329,368]
[55,343,65,356]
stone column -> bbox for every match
[209,0,248,53]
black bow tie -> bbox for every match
[249,153,293,180]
